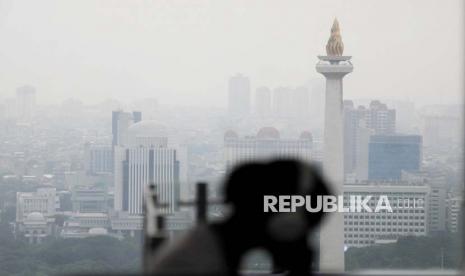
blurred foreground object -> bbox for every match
[145,159,331,276]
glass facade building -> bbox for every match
[368,135,422,180]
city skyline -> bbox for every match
[0,0,463,107]
[0,2,463,274]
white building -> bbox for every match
[85,144,113,174]
[60,212,116,239]
[71,185,108,213]
[344,184,430,248]
[255,86,272,117]
[21,212,53,244]
[16,187,58,223]
[112,110,142,147]
[15,85,36,124]
[447,196,463,233]
[224,127,313,170]
[402,170,448,233]
[228,74,251,117]
[114,120,180,215]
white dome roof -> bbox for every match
[88,227,108,235]
[128,120,168,138]
[26,212,45,221]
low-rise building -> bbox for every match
[344,184,430,248]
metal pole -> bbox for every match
[196,182,208,224]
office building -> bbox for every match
[344,183,429,248]
[112,110,142,147]
[71,186,108,213]
[114,120,180,215]
[368,135,422,180]
[16,187,58,223]
[365,100,396,134]
[224,127,313,170]
[291,86,310,118]
[21,212,54,244]
[401,170,448,233]
[344,100,396,176]
[228,74,251,116]
[422,115,462,151]
[272,86,293,118]
[353,121,373,181]
[255,86,272,117]
[85,144,113,174]
[447,196,463,233]
[16,187,58,243]
[16,85,36,124]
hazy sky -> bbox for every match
[0,0,463,107]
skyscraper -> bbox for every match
[316,19,353,272]
[228,74,251,116]
[272,86,293,117]
[353,121,373,181]
[366,100,396,134]
[291,86,310,118]
[255,86,272,117]
[344,100,396,176]
[368,135,422,180]
[84,144,113,175]
[16,85,36,124]
[114,120,180,215]
[343,100,360,174]
[112,110,142,147]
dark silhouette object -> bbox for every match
[148,159,332,276]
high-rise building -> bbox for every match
[353,121,373,181]
[343,100,360,174]
[316,18,353,271]
[272,86,293,117]
[112,110,142,147]
[255,86,272,117]
[386,100,415,134]
[85,144,113,174]
[261,86,310,119]
[422,115,461,151]
[368,135,422,180]
[1,98,17,120]
[291,86,310,118]
[224,127,313,170]
[344,100,396,176]
[16,85,36,124]
[401,170,448,233]
[114,120,180,215]
[365,100,396,134]
[228,74,251,116]
[447,196,463,233]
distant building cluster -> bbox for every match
[0,80,461,254]
[227,74,311,119]
[343,100,422,182]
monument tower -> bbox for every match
[316,18,353,272]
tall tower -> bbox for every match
[16,85,36,124]
[316,19,353,272]
[228,74,251,117]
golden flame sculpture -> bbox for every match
[326,18,344,56]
